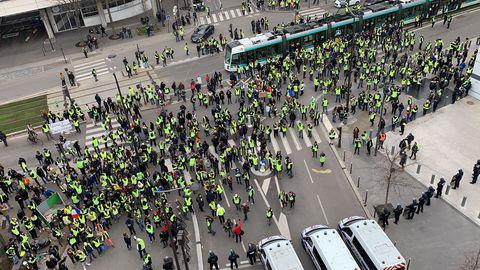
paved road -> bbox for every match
[0,2,331,103]
[1,4,480,270]
[0,52,365,270]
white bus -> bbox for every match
[338,216,406,270]
[302,224,361,270]
[258,235,304,270]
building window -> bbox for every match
[103,0,135,9]
[81,0,99,17]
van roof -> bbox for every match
[347,218,405,268]
[259,236,304,270]
[305,226,360,269]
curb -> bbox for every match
[320,114,373,219]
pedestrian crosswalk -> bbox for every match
[298,7,327,20]
[199,7,260,25]
[85,117,121,150]
[74,58,109,82]
[209,124,323,157]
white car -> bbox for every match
[334,0,360,8]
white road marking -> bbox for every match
[74,61,106,71]
[206,16,211,24]
[261,177,270,195]
[241,241,247,253]
[254,179,270,208]
[165,158,173,171]
[303,130,312,147]
[76,68,109,79]
[274,176,283,207]
[277,213,291,240]
[235,8,242,17]
[73,58,105,68]
[212,13,218,23]
[224,11,230,20]
[230,9,236,18]
[228,139,236,146]
[270,133,280,153]
[288,127,302,151]
[192,214,204,270]
[218,12,223,21]
[316,194,330,225]
[312,126,322,144]
[280,134,292,155]
[184,170,192,185]
[208,145,218,158]
[304,160,314,184]
[200,17,206,24]
[254,178,291,239]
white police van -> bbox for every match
[338,216,406,270]
[302,225,361,270]
[258,235,304,270]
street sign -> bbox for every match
[166,15,171,21]
[49,119,72,134]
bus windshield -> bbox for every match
[225,45,232,65]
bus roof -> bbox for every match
[306,226,360,269]
[348,218,405,268]
[259,236,304,270]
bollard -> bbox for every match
[461,196,467,207]
[373,206,376,218]
[407,258,412,270]
[364,190,368,206]
[478,212,480,219]
[357,177,360,188]
[391,146,395,155]
[343,151,346,162]
[445,185,451,195]
[369,129,373,140]
[349,163,353,174]
[416,164,421,174]
[430,175,435,184]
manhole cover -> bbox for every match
[467,101,474,105]
[107,54,117,59]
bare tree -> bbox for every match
[461,248,480,270]
[375,144,418,204]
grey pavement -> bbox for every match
[0,1,335,103]
[1,3,480,270]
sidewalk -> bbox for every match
[384,96,480,226]
[321,100,480,270]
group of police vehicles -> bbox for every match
[258,216,406,270]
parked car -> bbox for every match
[334,0,360,8]
[191,24,215,43]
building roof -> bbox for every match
[0,0,59,17]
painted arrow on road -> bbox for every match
[254,178,292,240]
[312,168,332,174]
[274,213,291,240]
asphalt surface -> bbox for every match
[1,2,480,270]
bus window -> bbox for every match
[225,47,232,65]
[352,237,376,270]
[303,35,314,47]
[231,53,240,65]
[312,247,328,270]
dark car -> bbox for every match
[191,24,214,43]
